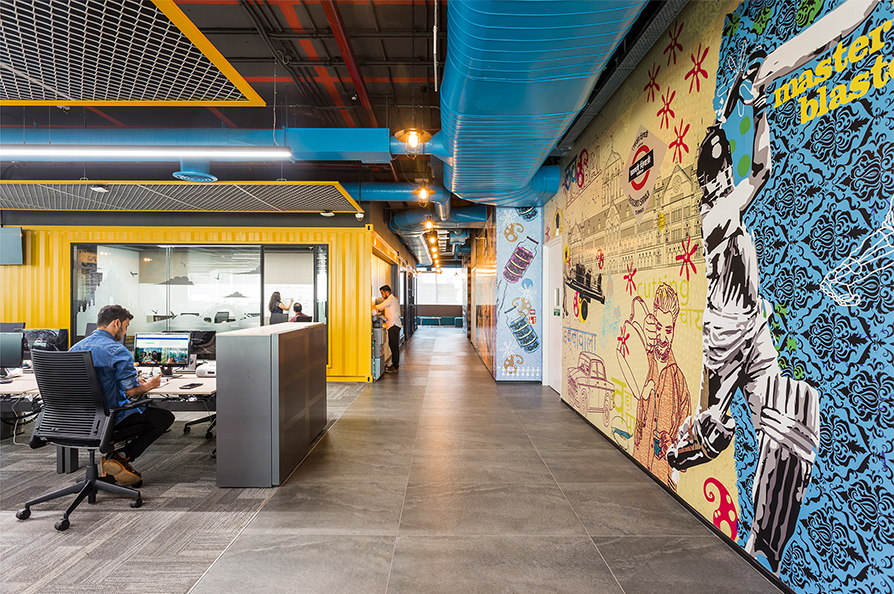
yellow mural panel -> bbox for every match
[544,1,738,524]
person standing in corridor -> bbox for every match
[374,285,402,372]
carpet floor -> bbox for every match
[0,382,366,594]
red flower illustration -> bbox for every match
[676,236,698,280]
[664,21,684,66]
[684,44,710,93]
[644,63,661,103]
[669,120,690,163]
[657,89,676,130]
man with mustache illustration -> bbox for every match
[632,282,692,490]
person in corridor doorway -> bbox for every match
[70,305,175,487]
[665,0,876,574]
[373,284,402,373]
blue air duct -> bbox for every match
[436,0,648,207]
[390,206,487,266]
[341,183,451,221]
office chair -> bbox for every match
[269,313,289,324]
[214,312,231,324]
[16,350,149,531]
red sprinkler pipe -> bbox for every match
[321,0,400,181]
[321,0,378,128]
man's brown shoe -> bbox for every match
[102,453,143,488]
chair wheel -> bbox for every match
[204,432,213,439]
[130,497,142,508]
[55,518,70,531]
[16,508,30,520]
[183,425,191,434]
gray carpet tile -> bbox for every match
[1,382,366,594]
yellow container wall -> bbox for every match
[1,226,372,382]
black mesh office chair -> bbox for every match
[269,313,289,324]
[16,350,148,531]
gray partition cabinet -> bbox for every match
[216,323,327,487]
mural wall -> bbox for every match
[495,207,543,381]
[544,1,894,592]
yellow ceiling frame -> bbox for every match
[3,1,264,107]
[0,180,362,213]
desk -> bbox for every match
[0,374,40,439]
[1,375,217,473]
[0,374,39,395]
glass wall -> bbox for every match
[416,269,465,305]
[263,246,321,324]
[72,244,329,345]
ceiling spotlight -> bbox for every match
[320,210,335,217]
[90,185,109,193]
[355,211,365,221]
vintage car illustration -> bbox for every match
[567,351,614,424]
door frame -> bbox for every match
[542,236,563,395]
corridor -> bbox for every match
[191,327,782,594]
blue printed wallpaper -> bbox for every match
[495,207,543,381]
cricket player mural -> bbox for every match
[546,0,894,591]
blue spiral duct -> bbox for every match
[439,0,648,207]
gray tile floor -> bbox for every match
[191,328,783,594]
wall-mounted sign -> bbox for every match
[625,125,667,223]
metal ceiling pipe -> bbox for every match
[341,182,451,221]
[390,205,487,265]
[448,230,469,244]
[438,0,648,206]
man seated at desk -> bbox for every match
[289,303,312,322]
[71,305,174,487]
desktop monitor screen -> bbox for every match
[189,331,216,360]
[0,332,25,373]
[0,322,25,332]
[133,333,190,367]
[23,329,69,355]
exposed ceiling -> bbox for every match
[1,0,444,186]
[0,0,667,267]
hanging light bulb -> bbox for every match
[394,129,432,153]
[418,186,428,200]
[424,219,433,230]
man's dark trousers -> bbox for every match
[388,325,401,368]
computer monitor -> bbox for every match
[133,333,190,376]
[0,322,25,332]
[0,332,25,378]
[22,329,69,356]
[188,331,216,360]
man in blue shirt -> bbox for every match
[71,305,174,487]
